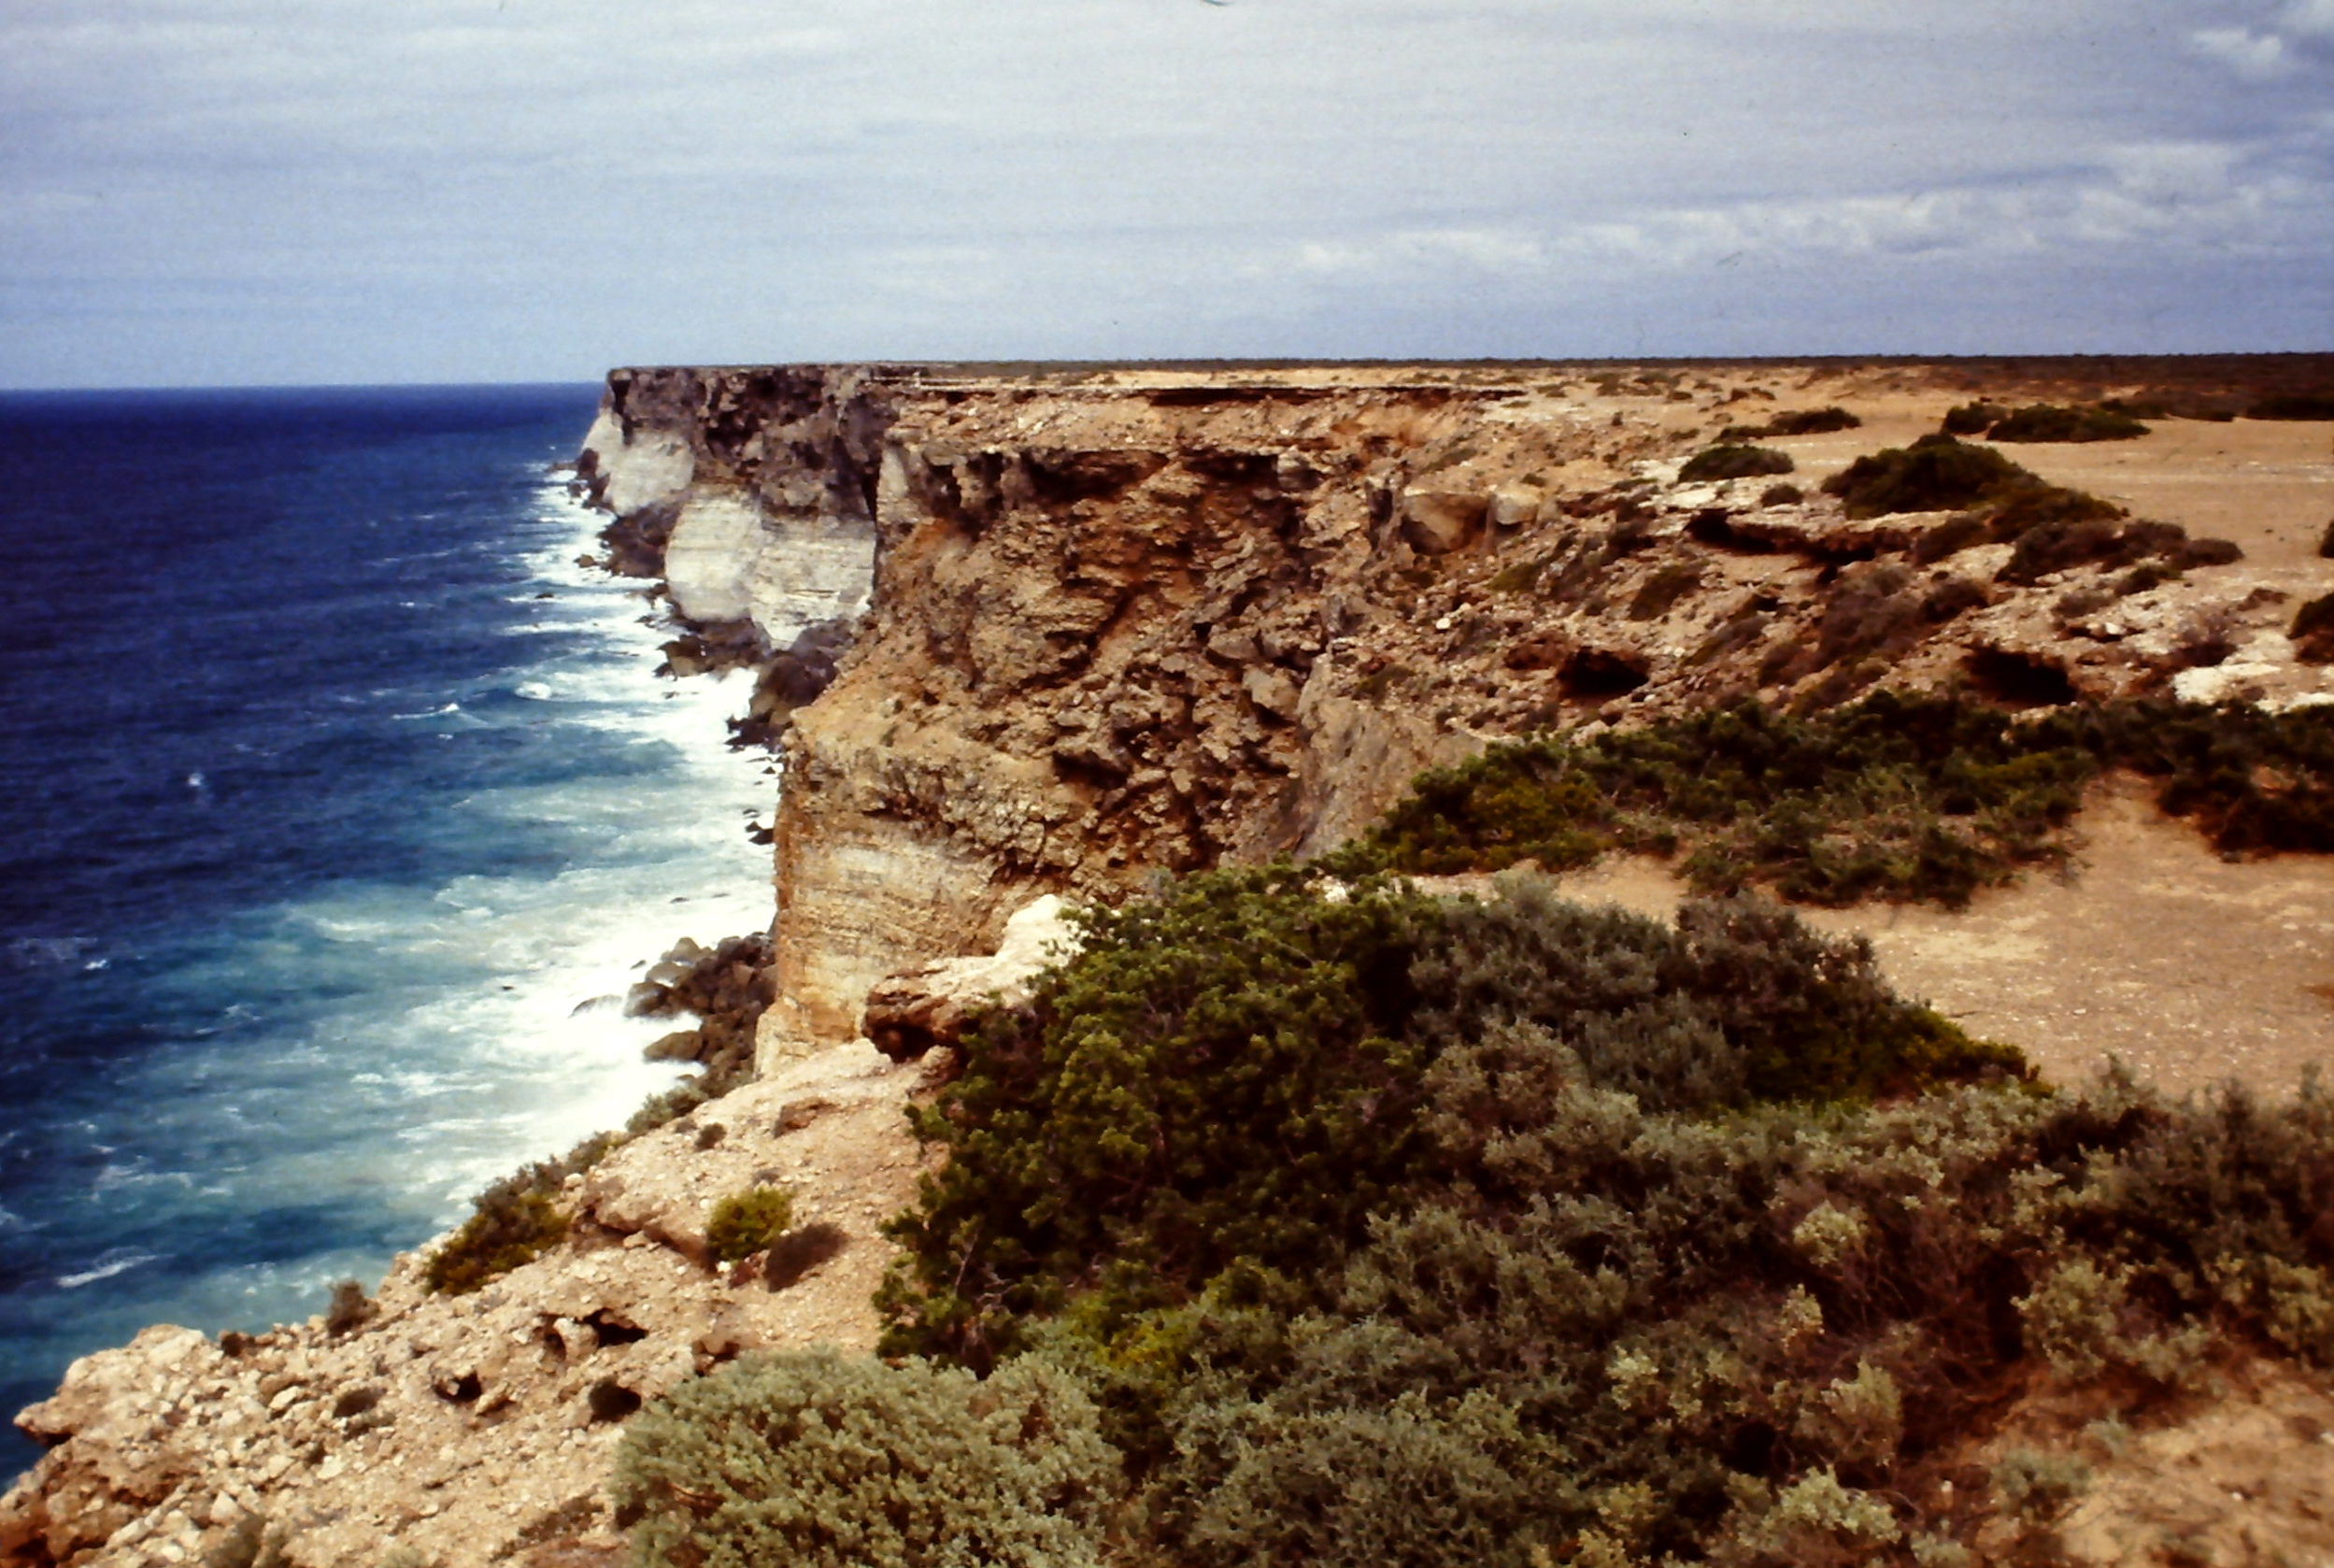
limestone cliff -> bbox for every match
[577,362,2329,1045]
[7,359,2329,1568]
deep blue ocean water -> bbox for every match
[0,386,776,1479]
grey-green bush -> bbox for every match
[612,1349,1120,1568]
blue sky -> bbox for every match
[4,0,2330,387]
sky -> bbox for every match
[3,0,2330,387]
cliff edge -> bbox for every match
[7,358,2331,1567]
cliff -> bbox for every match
[6,359,2331,1567]
[578,361,2330,1047]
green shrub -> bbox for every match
[877,866,1442,1363]
[1758,406,1862,436]
[1941,401,2008,436]
[1123,1069,2334,1568]
[614,1349,1118,1568]
[877,864,2025,1365]
[1822,435,2034,517]
[1821,436,2120,531]
[2246,392,2334,421]
[1995,516,2192,586]
[2294,592,2334,663]
[705,1185,795,1262]
[1353,691,2334,898]
[1356,691,2094,905]
[1682,444,1796,482]
[422,1130,616,1295]
[1760,481,1804,506]
[1406,880,2022,1109]
[2319,517,2334,560]
[1909,511,1989,565]
[1986,404,2149,443]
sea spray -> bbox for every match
[0,387,776,1477]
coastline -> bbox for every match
[5,357,2329,1566]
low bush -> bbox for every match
[422,1130,617,1295]
[2247,392,2334,421]
[1131,1071,2334,1568]
[614,1349,1118,1568]
[875,865,2023,1365]
[1909,512,1990,565]
[1351,691,2334,900]
[1941,401,2009,435]
[2294,592,2334,664]
[877,866,1442,1364]
[1996,517,2180,586]
[840,864,2334,1568]
[1822,435,2041,519]
[2320,518,2334,560]
[1758,406,1862,436]
[1824,438,2224,588]
[1986,404,2150,443]
[1682,444,1796,482]
[706,1185,795,1263]
[1759,481,1803,506]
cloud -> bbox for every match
[1279,130,2328,291]
[2191,26,2296,78]
[2284,0,2334,36]
[2,0,2331,383]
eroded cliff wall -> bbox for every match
[580,363,2325,1044]
[8,358,2331,1568]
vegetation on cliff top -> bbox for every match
[873,867,2018,1368]
[1340,691,2334,905]
[618,685,2334,1568]
[633,865,2334,1568]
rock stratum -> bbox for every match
[7,358,2333,1566]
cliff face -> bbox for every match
[576,365,900,644]
[8,359,2329,1568]
[577,363,2327,1044]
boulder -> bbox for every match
[1398,486,1488,554]
[861,895,1082,1061]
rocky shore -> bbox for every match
[6,358,2331,1566]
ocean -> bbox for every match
[0,386,776,1480]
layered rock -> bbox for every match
[10,359,2331,1567]
[576,365,902,649]
[584,363,2332,1042]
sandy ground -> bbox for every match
[1551,776,2334,1102]
[1758,374,2334,573]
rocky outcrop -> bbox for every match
[0,1040,930,1568]
[12,359,2330,1567]
[583,364,2332,1042]
[859,893,1081,1063]
[576,366,904,649]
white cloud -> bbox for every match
[3,0,2331,382]
[2284,0,2334,36]
[1283,131,2328,288]
[2191,26,2296,78]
